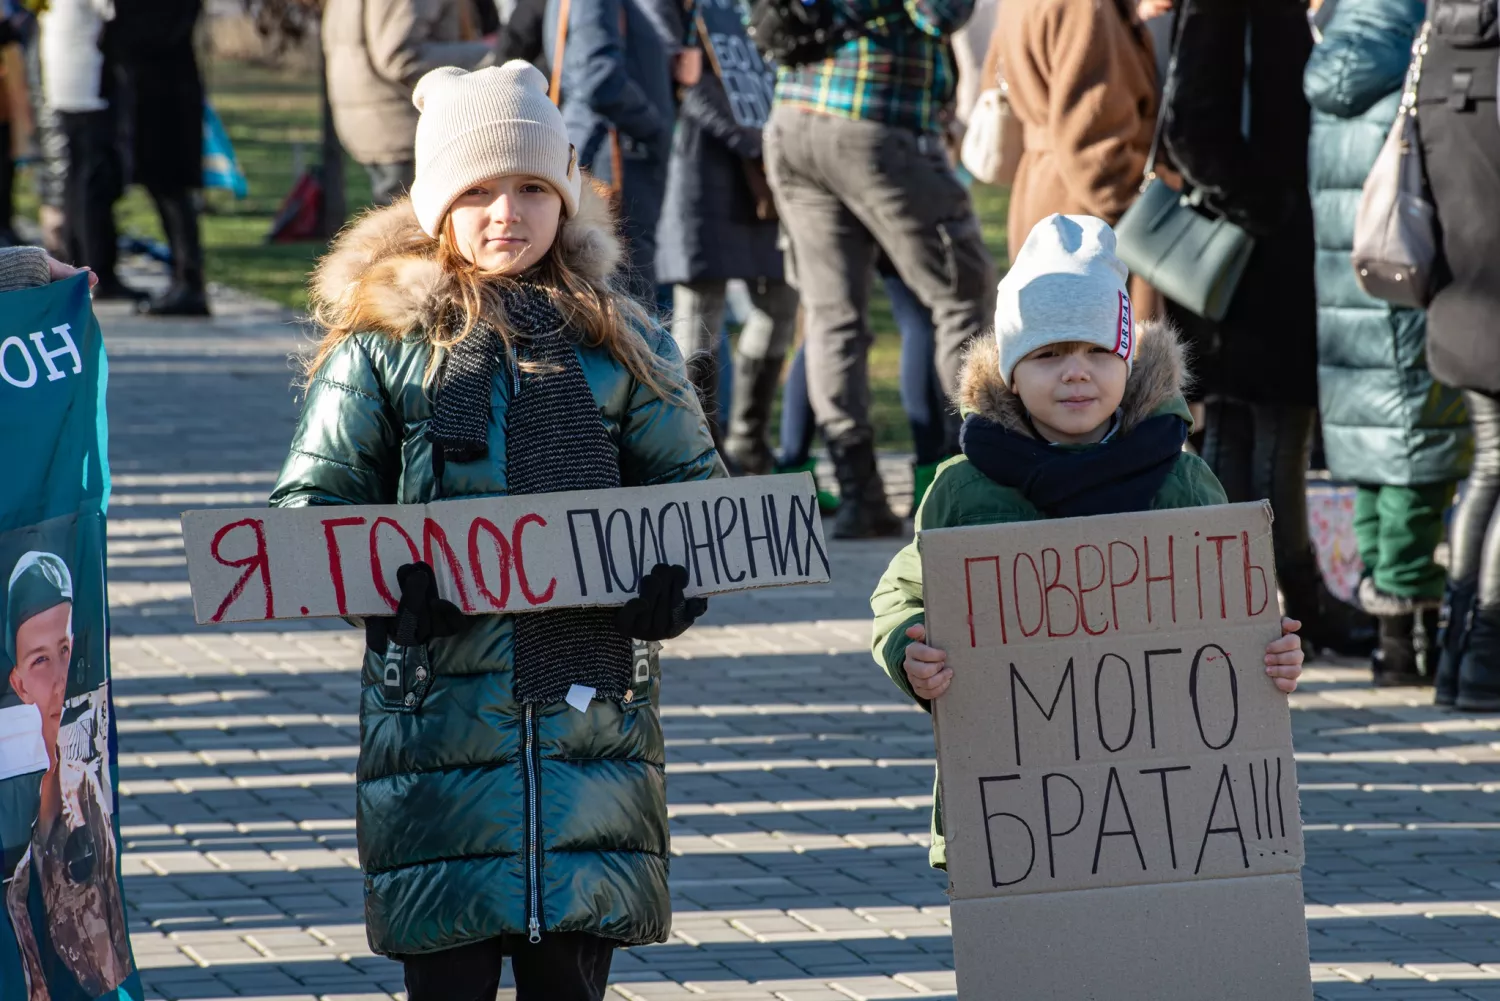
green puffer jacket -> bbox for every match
[268,184,723,956]
[1305,0,1471,486]
[869,325,1227,869]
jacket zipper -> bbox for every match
[524,703,542,943]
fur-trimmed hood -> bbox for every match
[308,178,623,337]
[957,320,1195,435]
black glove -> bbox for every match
[615,564,708,641]
[387,561,466,646]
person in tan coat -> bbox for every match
[987,0,1158,262]
[322,0,495,204]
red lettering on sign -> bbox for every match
[1075,544,1108,636]
[1144,534,1176,624]
[468,517,513,610]
[370,517,420,611]
[1042,547,1079,638]
[1107,540,1140,632]
[512,513,556,605]
[423,518,474,612]
[210,518,273,621]
[1206,534,1236,620]
[1242,530,1270,617]
[320,516,367,616]
[964,555,1005,647]
[1013,552,1044,638]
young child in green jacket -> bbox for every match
[869,214,1305,868]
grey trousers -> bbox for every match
[671,278,799,364]
[365,161,416,207]
[763,105,995,447]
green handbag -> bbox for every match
[1113,6,1255,323]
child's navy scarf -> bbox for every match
[958,413,1189,518]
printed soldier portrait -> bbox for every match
[2,550,132,1001]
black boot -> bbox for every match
[1455,606,1500,712]
[146,188,210,317]
[827,437,902,540]
[1371,614,1427,687]
[684,350,721,450]
[1416,606,1441,679]
[1283,561,1378,658]
[1434,580,1476,707]
[722,353,783,476]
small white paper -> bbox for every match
[565,684,596,713]
[0,704,49,781]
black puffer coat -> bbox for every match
[656,70,783,285]
[1162,0,1318,406]
[1417,0,1500,394]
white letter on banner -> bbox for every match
[0,336,37,388]
[29,324,83,381]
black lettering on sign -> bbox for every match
[1276,755,1286,838]
[1247,756,1289,842]
[1093,652,1136,753]
[979,774,1034,887]
[684,500,722,587]
[1140,648,1180,750]
[738,494,781,578]
[1194,762,1249,875]
[713,496,744,583]
[1189,643,1239,750]
[1091,766,1146,875]
[657,502,690,573]
[1042,772,1083,879]
[1140,765,1191,869]
[604,507,640,593]
[636,506,665,579]
[1010,659,1079,768]
[777,495,829,579]
[565,508,609,596]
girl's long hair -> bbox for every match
[304,212,689,406]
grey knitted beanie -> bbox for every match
[993,214,1135,387]
[410,61,582,238]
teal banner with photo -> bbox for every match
[0,274,142,1001]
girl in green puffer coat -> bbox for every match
[269,61,723,1001]
[870,214,1306,869]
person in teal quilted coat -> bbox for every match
[869,214,1305,869]
[269,62,722,1001]
[1305,0,1472,686]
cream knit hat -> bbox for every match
[410,61,582,238]
[993,214,1135,386]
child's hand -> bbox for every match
[903,623,952,701]
[1265,617,1304,693]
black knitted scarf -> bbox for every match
[427,284,632,705]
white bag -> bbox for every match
[1352,22,1439,308]
[961,79,1024,186]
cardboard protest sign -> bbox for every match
[0,275,143,1001]
[920,502,1311,1000]
[696,0,776,129]
[181,473,829,624]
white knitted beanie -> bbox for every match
[993,214,1135,386]
[410,61,582,238]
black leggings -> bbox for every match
[401,932,615,1001]
[1451,390,1500,608]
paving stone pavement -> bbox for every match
[91,288,1500,1000]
